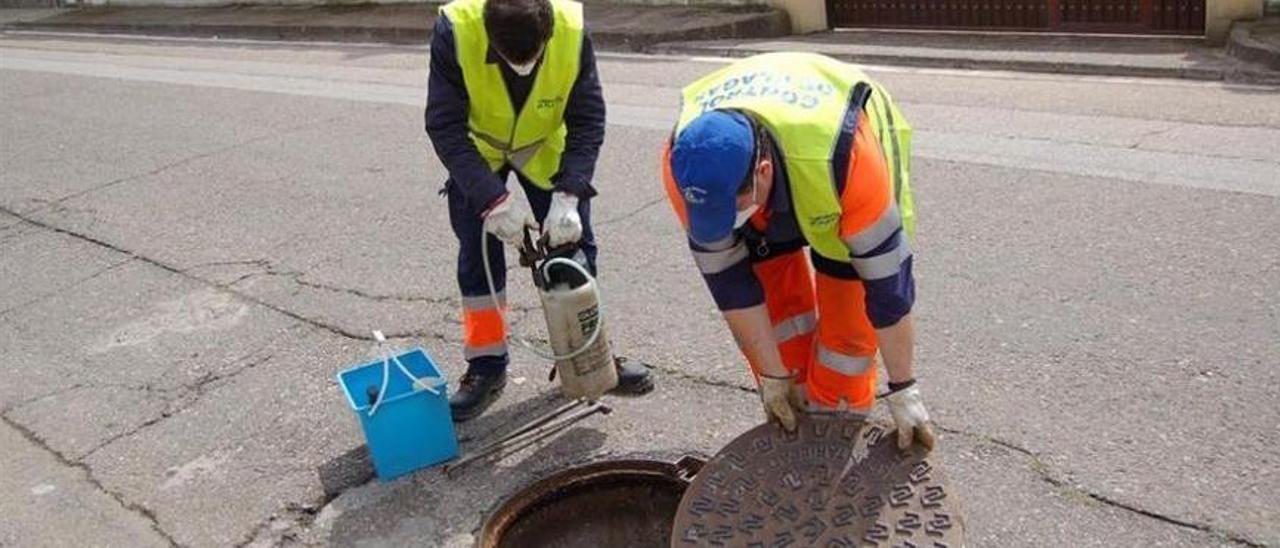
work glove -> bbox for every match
[884,381,937,451]
[542,191,583,248]
[482,193,538,246]
[759,372,804,432]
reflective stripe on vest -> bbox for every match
[674,52,916,262]
[440,0,583,189]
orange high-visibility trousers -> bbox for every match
[750,249,878,413]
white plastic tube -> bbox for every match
[367,330,439,418]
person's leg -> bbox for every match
[447,177,510,421]
[807,252,879,413]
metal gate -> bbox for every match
[827,0,1206,34]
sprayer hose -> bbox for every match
[480,229,604,362]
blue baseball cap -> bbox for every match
[671,110,754,244]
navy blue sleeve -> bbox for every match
[425,15,507,213]
[553,32,605,199]
[689,237,765,311]
[859,232,916,328]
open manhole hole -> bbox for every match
[478,456,705,548]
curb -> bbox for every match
[647,43,1280,85]
[3,21,431,43]
[592,10,789,52]
[0,8,791,52]
[1227,22,1280,71]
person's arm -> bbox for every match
[686,235,789,378]
[661,140,800,429]
[838,116,916,382]
[877,314,915,383]
[552,32,605,199]
[724,307,789,377]
[424,15,507,212]
[839,115,932,449]
[660,141,791,380]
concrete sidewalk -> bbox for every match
[0,7,65,25]
[652,28,1280,84]
[1229,17,1280,71]
[0,3,790,50]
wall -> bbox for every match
[1206,0,1264,44]
[768,0,825,32]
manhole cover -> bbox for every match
[672,418,964,547]
[479,456,704,548]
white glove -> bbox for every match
[543,192,583,248]
[482,194,538,246]
[885,383,937,451]
[759,373,803,432]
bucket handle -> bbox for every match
[367,330,440,417]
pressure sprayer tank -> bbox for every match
[537,256,618,402]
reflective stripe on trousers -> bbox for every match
[751,249,878,412]
[816,343,871,376]
[773,311,817,343]
[462,291,507,359]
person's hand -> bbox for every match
[543,192,583,247]
[482,194,537,246]
[759,372,803,432]
[885,381,936,451]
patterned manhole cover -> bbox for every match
[672,417,964,547]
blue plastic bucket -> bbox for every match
[337,347,458,481]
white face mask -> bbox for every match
[507,59,538,76]
[733,204,760,229]
[502,46,543,77]
[733,173,761,229]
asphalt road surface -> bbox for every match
[1,32,1277,547]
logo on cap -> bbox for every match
[682,186,708,205]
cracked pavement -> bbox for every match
[1,33,1278,547]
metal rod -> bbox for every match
[445,402,609,476]
[449,399,584,467]
[486,403,610,459]
[491,399,585,448]
[464,402,604,465]
[445,402,601,475]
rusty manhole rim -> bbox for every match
[476,455,706,547]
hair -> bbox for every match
[484,0,554,64]
[736,118,772,196]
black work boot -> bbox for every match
[610,357,654,395]
[449,369,507,422]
